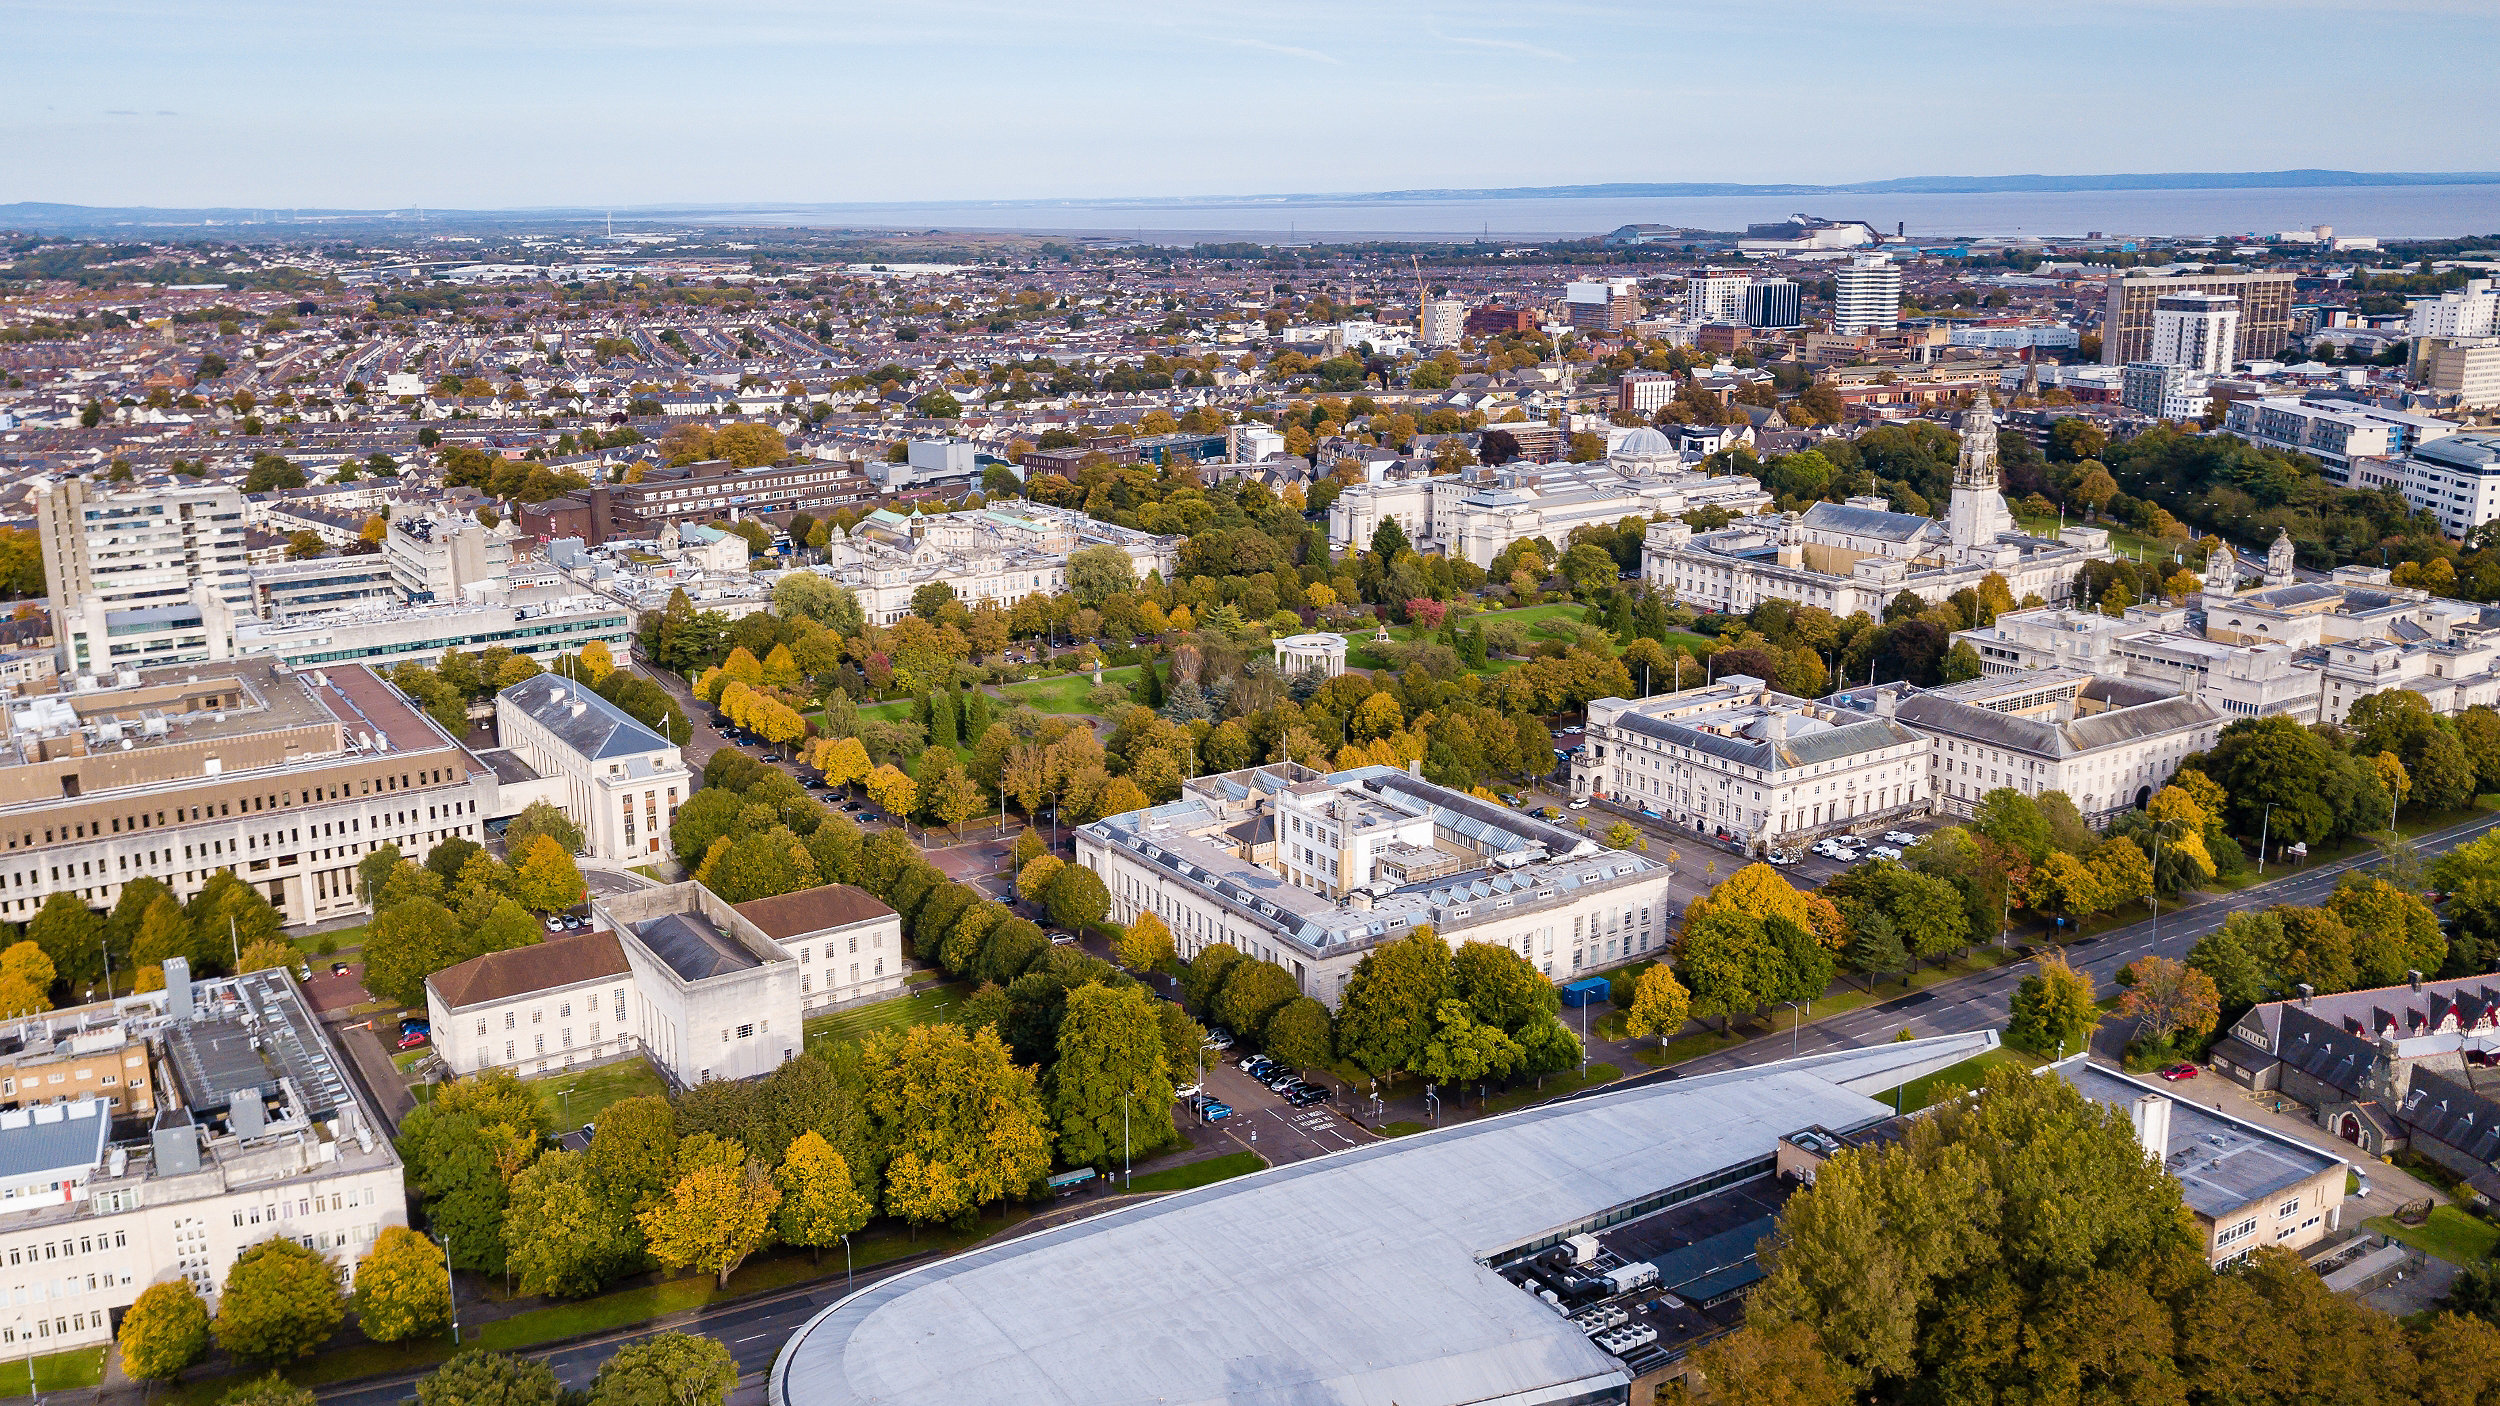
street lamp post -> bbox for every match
[1785,999,1808,1058]
[2257,802,2273,874]
[841,1232,852,1289]
[437,1232,459,1345]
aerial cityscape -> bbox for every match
[5,4,2500,1406]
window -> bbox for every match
[2276,1196,2301,1218]
[2217,1217,2258,1248]
[737,1023,754,1039]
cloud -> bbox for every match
[1440,34,1570,61]
[105,108,138,116]
[1213,35,1342,65]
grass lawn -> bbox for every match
[804,981,974,1058]
[856,699,917,725]
[531,1058,668,1130]
[1888,1046,2047,1113]
[2015,513,2196,568]
[1484,1062,1620,1114]
[294,924,365,956]
[996,666,1141,715]
[1126,1150,1267,1193]
[2367,1206,2500,1265]
[1376,1120,1429,1137]
[24,1345,104,1392]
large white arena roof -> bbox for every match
[770,1032,1998,1406]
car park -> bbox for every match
[1872,846,1902,861]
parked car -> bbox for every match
[1883,831,1916,846]
[1203,1028,1235,1050]
[1174,1083,1203,1101]
[1568,798,1590,810]
[1238,1055,1268,1073]
[395,1031,429,1051]
[1872,846,1903,861]
[541,915,565,933]
[1640,808,1664,821]
[1048,931,1078,946]
[1768,852,1795,866]
[2159,1064,2199,1082]
[331,962,350,977]
[1288,1087,1329,1107]
[1202,1102,1233,1122]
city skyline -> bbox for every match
[5,0,2498,209]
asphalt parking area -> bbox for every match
[1189,1062,1373,1165]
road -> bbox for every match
[1641,810,2500,1081]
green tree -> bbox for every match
[773,1130,872,1262]
[423,836,483,886]
[1451,940,1558,1035]
[1048,983,1177,1171]
[505,1150,641,1299]
[27,891,102,995]
[1417,999,1524,1088]
[2005,953,2099,1056]
[587,1333,738,1406]
[216,1378,316,1406]
[1262,996,1333,1070]
[117,1279,211,1382]
[1214,960,1299,1042]
[361,899,468,1007]
[1066,545,1138,607]
[505,799,585,857]
[1676,907,1781,1029]
[1044,863,1110,931]
[1334,930,1453,1076]
[214,1238,345,1364]
[416,1351,560,1406]
[585,1096,679,1210]
[352,1225,452,1343]
[861,1024,1052,1226]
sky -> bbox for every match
[4,0,2497,211]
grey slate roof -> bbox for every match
[634,912,759,982]
[1799,500,1945,543]
[2056,1059,2344,1220]
[0,1100,109,1183]
[1616,710,1919,774]
[2400,1069,2500,1168]
[1892,691,2219,759]
[500,673,671,760]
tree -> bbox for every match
[362,899,468,1008]
[1045,863,1109,932]
[416,1351,560,1406]
[0,941,54,1016]
[1049,983,1177,1171]
[773,1130,871,1261]
[865,763,918,819]
[1017,854,1065,902]
[861,1024,1052,1226]
[235,938,295,974]
[2325,876,2446,987]
[214,1237,345,1364]
[118,1279,211,1382]
[360,843,406,904]
[1418,1000,1524,1088]
[2117,955,2221,1046]
[587,1334,738,1406]
[928,768,985,840]
[512,834,587,912]
[640,1134,781,1288]
[1066,545,1138,607]
[505,799,585,857]
[1623,963,1692,1044]
[1334,931,1453,1076]
[216,1379,316,1406]
[27,891,102,994]
[2006,953,2099,1056]
[1117,909,1173,970]
[1263,997,1333,1070]
[505,1150,640,1299]
[352,1226,452,1343]
[424,836,483,886]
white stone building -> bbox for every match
[427,882,896,1084]
[1646,395,2109,619]
[1273,633,1349,678]
[35,478,249,675]
[0,967,406,1355]
[1571,679,1932,851]
[236,596,634,673]
[1078,764,1678,997]
[805,503,1181,627]
[1890,673,2226,824]
[1327,442,1772,568]
[493,672,690,862]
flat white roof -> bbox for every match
[770,1033,1998,1406]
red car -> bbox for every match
[2158,1064,2198,1081]
[396,1031,430,1051]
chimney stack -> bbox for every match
[2298,983,2314,1007]
[2130,1092,2172,1164]
[2408,970,2424,992]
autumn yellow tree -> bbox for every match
[1017,855,1064,901]
[816,735,871,789]
[639,1134,781,1289]
[577,640,614,684]
[865,764,918,819]
[1118,909,1174,970]
[1682,863,1847,949]
[0,941,53,1016]
[772,1132,870,1263]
